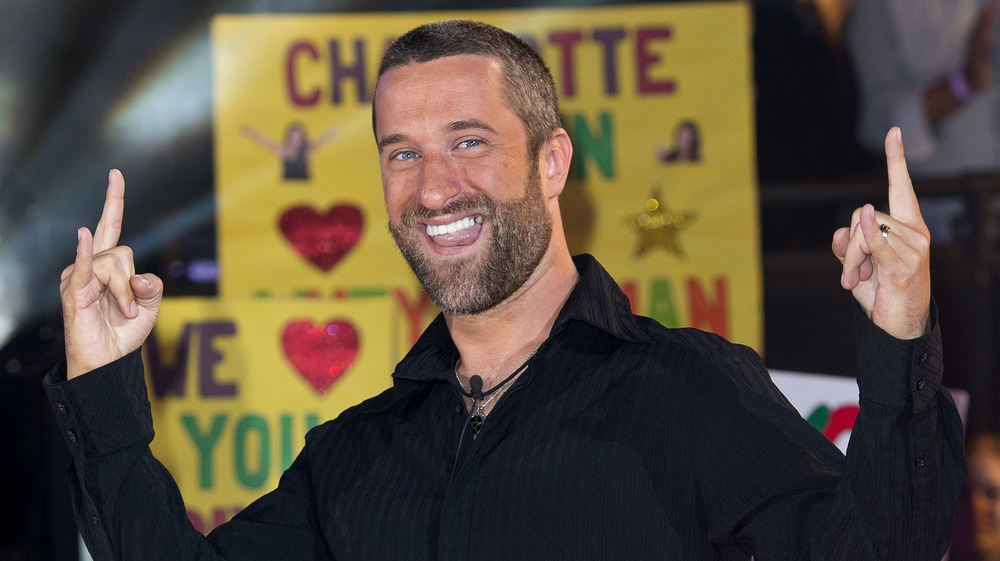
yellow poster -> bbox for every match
[142,296,395,533]
[212,4,761,351]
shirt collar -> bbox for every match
[554,254,652,344]
[391,254,650,383]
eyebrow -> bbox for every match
[448,119,496,135]
[376,119,497,153]
[377,133,406,153]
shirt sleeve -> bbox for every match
[732,300,967,559]
[43,350,334,561]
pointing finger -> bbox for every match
[884,128,922,225]
[93,169,125,253]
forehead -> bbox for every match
[374,55,514,134]
[378,53,503,94]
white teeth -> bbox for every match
[426,216,482,237]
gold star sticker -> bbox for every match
[622,189,696,259]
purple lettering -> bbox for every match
[286,41,322,106]
[187,509,204,534]
[199,322,238,397]
[636,27,675,94]
[145,323,193,398]
[329,38,369,104]
[548,30,584,98]
[592,28,626,96]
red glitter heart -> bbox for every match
[279,205,364,271]
[282,319,359,395]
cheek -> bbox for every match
[381,175,411,219]
[468,157,524,198]
[973,494,995,519]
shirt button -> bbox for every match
[916,457,926,469]
[66,430,78,442]
[918,350,929,363]
[91,514,100,526]
[917,377,926,391]
[455,404,464,415]
[56,401,68,414]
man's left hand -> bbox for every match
[832,127,931,340]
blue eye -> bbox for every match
[458,139,483,149]
[392,150,418,161]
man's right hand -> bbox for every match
[60,169,163,379]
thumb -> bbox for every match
[130,274,164,310]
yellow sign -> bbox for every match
[150,3,760,534]
[143,296,395,533]
[212,3,761,350]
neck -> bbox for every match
[447,244,577,389]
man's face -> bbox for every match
[970,452,1000,555]
[374,55,553,315]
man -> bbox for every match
[48,20,964,560]
[952,435,1000,560]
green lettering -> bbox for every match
[181,414,228,489]
[567,111,615,179]
[280,414,294,472]
[648,278,680,328]
[235,415,270,488]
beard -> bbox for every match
[388,170,552,315]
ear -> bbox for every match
[540,128,573,199]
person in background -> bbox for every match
[657,119,701,163]
[241,122,339,180]
[952,434,1000,561]
[846,0,1000,177]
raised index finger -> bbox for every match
[93,169,125,252]
[885,127,922,225]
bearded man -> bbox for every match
[48,19,964,561]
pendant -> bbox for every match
[470,413,485,437]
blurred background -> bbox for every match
[2,0,999,559]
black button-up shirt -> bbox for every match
[45,254,965,560]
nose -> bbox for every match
[417,154,461,210]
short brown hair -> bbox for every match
[373,20,562,159]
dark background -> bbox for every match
[2,1,997,559]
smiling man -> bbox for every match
[47,20,964,561]
[377,51,576,399]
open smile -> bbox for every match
[422,214,485,248]
[426,215,483,237]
